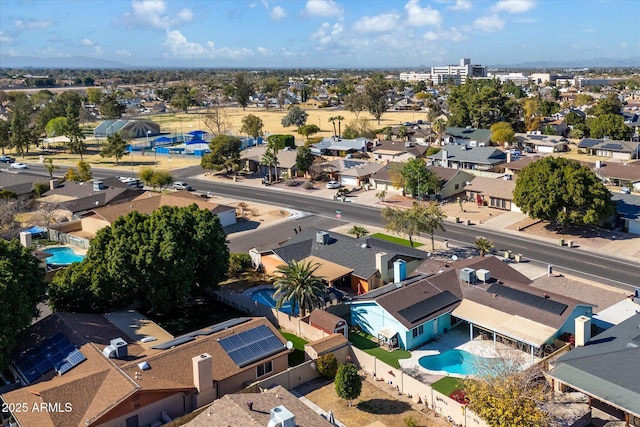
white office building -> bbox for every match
[431,58,486,85]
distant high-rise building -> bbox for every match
[430,58,486,85]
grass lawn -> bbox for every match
[371,233,424,248]
[349,330,410,369]
[280,331,308,367]
[149,299,246,336]
[431,376,464,396]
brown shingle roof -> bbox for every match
[186,386,333,427]
[308,309,345,334]
[304,334,349,356]
[464,176,515,200]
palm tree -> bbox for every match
[328,116,337,136]
[260,148,277,183]
[348,225,369,239]
[335,115,345,138]
[274,260,327,317]
[432,118,446,145]
[475,236,494,257]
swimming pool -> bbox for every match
[418,349,496,376]
[250,289,298,315]
[44,247,85,266]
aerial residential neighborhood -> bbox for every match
[0,1,639,427]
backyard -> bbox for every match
[280,331,308,366]
[349,330,411,369]
[371,232,424,248]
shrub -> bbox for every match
[228,253,253,277]
[449,389,469,404]
[302,181,314,190]
[33,182,50,197]
[335,363,362,406]
[403,416,418,427]
[316,353,338,379]
[284,179,295,186]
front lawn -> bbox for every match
[370,233,424,248]
[280,331,308,366]
[349,330,410,369]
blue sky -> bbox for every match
[0,0,638,68]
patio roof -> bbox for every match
[303,255,353,282]
[452,300,557,348]
[378,327,397,340]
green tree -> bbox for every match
[240,114,264,139]
[295,145,314,176]
[573,94,594,107]
[43,158,58,177]
[343,92,367,119]
[281,106,308,128]
[227,253,252,278]
[382,202,445,248]
[328,116,338,136]
[64,103,86,160]
[9,93,35,156]
[447,79,514,128]
[591,93,622,116]
[347,225,369,239]
[0,120,9,154]
[49,205,229,314]
[267,134,295,155]
[0,239,46,370]
[86,87,103,105]
[334,115,345,137]
[317,352,338,379]
[45,116,67,138]
[475,237,494,257]
[228,73,253,110]
[586,113,631,140]
[422,203,447,251]
[397,125,408,141]
[297,124,320,140]
[490,122,516,147]
[539,100,560,117]
[399,158,440,200]
[170,87,191,113]
[77,161,92,182]
[335,363,362,407]
[100,132,128,165]
[201,134,242,174]
[260,148,278,184]
[99,93,125,119]
[513,157,616,227]
[364,74,388,125]
[431,118,446,144]
[138,167,173,190]
[273,259,327,318]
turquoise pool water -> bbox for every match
[250,289,297,315]
[419,349,494,376]
[45,247,85,265]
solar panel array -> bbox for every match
[152,318,251,350]
[579,138,600,148]
[600,143,623,150]
[487,284,568,315]
[398,290,460,324]
[218,325,285,368]
[14,333,86,384]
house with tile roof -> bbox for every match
[592,160,640,191]
[1,314,290,427]
[462,175,517,211]
[515,133,568,153]
[548,313,640,425]
[250,228,427,294]
[185,385,333,427]
[371,140,428,163]
[241,145,299,179]
[309,137,371,156]
[611,193,640,235]
[428,146,507,171]
[578,138,640,161]
[78,190,236,237]
[0,170,51,202]
[442,127,492,146]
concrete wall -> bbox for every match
[243,360,320,393]
[80,216,109,236]
[100,392,188,427]
[217,352,289,397]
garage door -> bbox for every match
[341,176,358,186]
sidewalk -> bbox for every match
[198,173,640,263]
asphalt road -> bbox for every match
[19,164,640,291]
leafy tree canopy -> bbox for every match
[48,205,229,314]
[0,239,46,370]
[100,132,128,165]
[513,157,616,226]
[295,145,314,174]
[201,134,242,174]
[281,106,308,128]
[397,158,440,199]
[447,79,515,129]
[586,113,632,140]
[240,114,264,139]
[490,121,515,146]
[335,363,362,406]
[297,124,321,140]
[364,74,388,124]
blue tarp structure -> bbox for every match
[25,226,47,234]
[185,138,206,145]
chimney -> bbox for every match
[49,179,59,190]
[393,259,407,283]
[506,151,512,163]
[574,315,591,347]
[375,252,391,282]
[192,353,216,407]
[441,149,448,168]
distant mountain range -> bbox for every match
[1,54,639,70]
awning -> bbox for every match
[303,255,353,283]
[378,327,397,340]
[452,300,557,348]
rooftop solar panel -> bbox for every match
[397,291,460,324]
[13,333,86,384]
[579,138,599,148]
[219,325,285,368]
[152,318,252,350]
[487,284,568,315]
[56,349,87,375]
[600,143,623,150]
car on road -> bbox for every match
[10,162,27,169]
[173,181,193,191]
[326,181,341,189]
[0,155,14,163]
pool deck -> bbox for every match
[400,325,540,378]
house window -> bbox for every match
[412,325,424,338]
[455,183,459,190]
[257,360,273,378]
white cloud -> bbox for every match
[424,27,466,42]
[80,38,95,46]
[474,15,505,32]
[116,49,132,57]
[256,46,269,55]
[353,13,400,34]
[303,0,343,18]
[449,0,471,11]
[270,6,287,21]
[492,0,535,14]
[163,29,256,60]
[0,31,13,43]
[15,19,52,30]
[404,0,442,27]
[121,0,193,29]
[310,21,343,45]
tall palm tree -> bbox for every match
[260,148,277,183]
[274,260,327,317]
[432,118,446,145]
[328,116,337,136]
[335,115,345,138]
[475,236,494,257]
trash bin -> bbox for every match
[558,238,565,246]
[568,240,574,248]
[466,219,471,225]
[455,217,460,223]
[504,250,511,259]
[514,253,522,262]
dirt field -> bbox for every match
[297,376,450,427]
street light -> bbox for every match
[146,130,154,166]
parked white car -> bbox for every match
[173,181,193,191]
[10,162,27,169]
[326,181,341,189]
